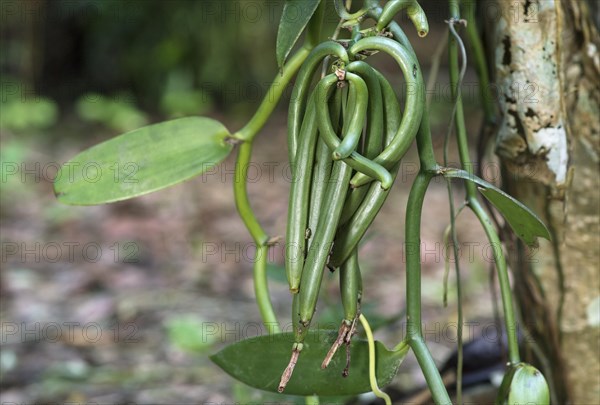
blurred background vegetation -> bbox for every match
[1,0,345,133]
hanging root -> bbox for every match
[321,317,358,371]
[278,344,302,393]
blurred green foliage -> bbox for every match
[0,1,340,135]
[165,315,217,354]
[76,93,148,132]
[0,78,58,131]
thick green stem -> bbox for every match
[412,337,453,405]
[235,143,269,245]
[469,198,520,364]
[415,106,437,170]
[234,142,279,331]
[233,47,311,142]
[229,14,318,332]
[405,171,452,404]
[254,244,279,332]
[368,5,448,401]
[405,172,431,336]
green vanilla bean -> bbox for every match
[330,46,424,266]
[287,41,349,166]
[319,247,363,371]
[283,84,350,394]
[348,36,424,188]
[352,63,385,159]
[372,69,399,150]
[330,163,400,268]
[366,5,437,170]
[376,0,429,37]
[292,291,308,344]
[298,85,356,326]
[338,62,385,226]
[315,74,393,189]
[340,249,362,322]
[331,70,403,267]
[367,8,415,58]
[308,88,343,247]
[332,70,369,160]
[298,158,353,325]
[230,20,332,332]
[286,92,320,293]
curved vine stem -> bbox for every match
[359,314,392,405]
[405,171,452,405]
[233,47,311,142]
[445,180,464,404]
[231,37,319,332]
[234,142,280,332]
[469,199,520,364]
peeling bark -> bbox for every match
[487,0,599,403]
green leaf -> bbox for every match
[210,330,409,396]
[496,363,549,405]
[507,364,549,405]
[441,169,551,246]
[276,0,321,69]
[54,117,233,205]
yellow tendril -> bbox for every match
[359,314,391,405]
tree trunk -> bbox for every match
[487,0,599,403]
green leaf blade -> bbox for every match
[210,330,408,396]
[507,364,550,405]
[496,363,550,405]
[441,169,551,246]
[276,0,321,69]
[54,117,233,205]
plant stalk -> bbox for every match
[405,171,452,405]
[469,199,520,364]
[447,0,520,365]
[234,142,279,331]
[233,47,311,142]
